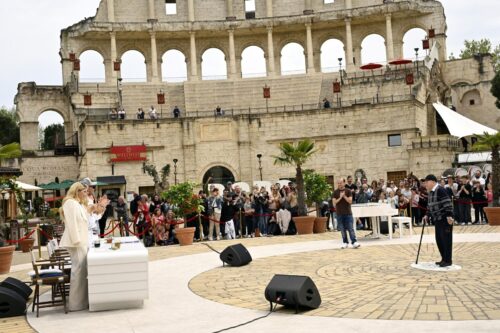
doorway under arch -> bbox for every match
[203,166,235,186]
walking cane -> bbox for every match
[415,216,427,264]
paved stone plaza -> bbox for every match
[0,225,499,333]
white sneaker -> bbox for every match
[341,243,348,249]
[352,242,361,249]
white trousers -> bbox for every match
[67,246,89,311]
[225,219,236,239]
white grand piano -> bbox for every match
[351,203,399,239]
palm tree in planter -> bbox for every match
[273,139,317,234]
[473,132,500,224]
[304,170,332,233]
[161,182,204,246]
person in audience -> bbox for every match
[152,208,166,244]
[136,108,145,119]
[173,106,181,118]
[243,194,254,237]
[207,188,222,240]
[109,108,118,120]
[115,196,129,236]
[214,105,223,116]
[149,105,158,119]
[486,183,493,209]
[471,180,487,224]
[323,98,331,109]
[411,187,421,226]
[134,194,151,239]
[165,209,182,244]
[457,176,472,225]
[118,107,126,119]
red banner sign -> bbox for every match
[157,93,165,105]
[110,145,147,163]
[405,73,414,85]
[83,94,92,106]
[263,87,271,99]
[333,81,341,93]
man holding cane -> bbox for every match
[423,175,454,267]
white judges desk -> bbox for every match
[87,236,149,311]
[351,203,399,239]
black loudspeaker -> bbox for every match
[0,286,27,318]
[264,274,321,313]
[219,244,252,267]
[1,277,33,301]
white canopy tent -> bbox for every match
[15,181,42,191]
[433,102,498,138]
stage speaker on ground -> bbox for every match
[1,277,33,300]
[0,286,27,318]
[264,274,321,313]
[219,244,252,267]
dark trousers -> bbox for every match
[244,215,253,235]
[99,217,107,238]
[411,207,421,225]
[187,218,200,240]
[435,220,453,263]
[473,204,487,223]
[458,202,471,224]
[202,214,209,239]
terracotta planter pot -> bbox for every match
[175,227,196,246]
[484,207,500,226]
[293,216,316,235]
[314,217,328,234]
[0,246,15,274]
[20,238,35,253]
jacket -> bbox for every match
[426,186,453,222]
[60,199,89,248]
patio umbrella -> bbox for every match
[360,63,383,78]
[388,58,412,66]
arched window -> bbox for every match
[120,50,147,82]
[280,42,306,75]
[320,39,346,72]
[361,34,386,64]
[162,50,187,82]
[241,46,267,78]
[202,48,227,80]
[79,50,105,83]
[203,166,235,185]
[402,28,427,60]
[38,111,65,151]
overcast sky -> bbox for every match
[1,0,499,125]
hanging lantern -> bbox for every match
[428,28,435,38]
[113,61,121,71]
[263,86,271,99]
[405,73,414,85]
[422,39,430,50]
[69,52,76,61]
[333,81,341,93]
[157,92,165,105]
[84,94,92,106]
[73,59,80,71]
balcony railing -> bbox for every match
[411,136,462,150]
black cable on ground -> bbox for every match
[212,303,278,333]
[201,242,221,254]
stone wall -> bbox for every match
[18,156,80,185]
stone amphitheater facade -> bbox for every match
[13,0,498,194]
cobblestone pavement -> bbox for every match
[190,241,500,321]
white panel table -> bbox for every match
[87,236,149,312]
[351,203,399,239]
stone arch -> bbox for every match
[401,27,428,59]
[460,89,482,106]
[36,107,69,124]
[200,162,238,185]
[201,48,228,80]
[161,49,188,82]
[237,40,267,59]
[120,50,148,82]
[78,50,106,83]
[117,45,149,61]
[319,38,346,72]
[280,41,306,75]
[76,46,109,60]
[241,45,267,78]
[360,34,387,64]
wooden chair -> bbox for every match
[29,251,68,317]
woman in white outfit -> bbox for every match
[59,182,92,311]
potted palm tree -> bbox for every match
[161,182,203,246]
[273,139,317,234]
[473,132,500,224]
[304,170,332,233]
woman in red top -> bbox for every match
[134,195,151,239]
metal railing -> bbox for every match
[411,137,462,150]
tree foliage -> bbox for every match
[492,71,500,109]
[41,124,65,150]
[473,132,500,208]
[304,170,332,216]
[450,39,500,71]
[0,107,20,146]
[143,163,171,194]
[0,143,21,162]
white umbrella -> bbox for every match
[15,181,42,191]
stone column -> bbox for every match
[345,18,354,71]
[226,0,235,19]
[385,14,394,61]
[110,32,118,81]
[228,29,237,79]
[107,0,115,22]
[148,0,156,21]
[189,32,198,80]
[306,23,315,73]
[188,0,195,21]
[150,32,159,82]
[354,46,362,67]
[266,0,273,17]
[304,0,313,14]
[345,0,352,10]
[267,27,276,76]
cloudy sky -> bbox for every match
[0,0,499,126]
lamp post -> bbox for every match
[256,154,263,181]
[414,48,419,78]
[173,159,178,185]
[338,57,343,84]
[117,77,123,109]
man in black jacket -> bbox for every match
[423,174,455,267]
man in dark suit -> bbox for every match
[423,174,455,267]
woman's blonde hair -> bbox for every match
[59,182,87,218]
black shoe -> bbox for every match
[439,262,452,267]
[435,261,443,266]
